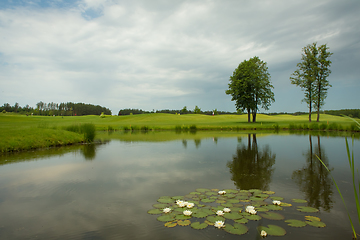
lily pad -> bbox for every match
[228,199,240,204]
[147,209,163,215]
[224,193,236,198]
[264,205,283,211]
[157,198,174,203]
[224,223,248,235]
[216,200,227,204]
[235,218,248,224]
[177,220,191,226]
[305,216,321,222]
[157,214,175,222]
[164,221,177,227]
[281,202,292,207]
[270,196,284,201]
[204,220,214,226]
[297,206,319,213]
[206,215,225,223]
[224,189,239,194]
[259,212,285,220]
[285,219,307,227]
[190,192,201,195]
[201,198,215,203]
[258,224,286,236]
[175,214,192,220]
[172,196,184,200]
[221,203,233,208]
[306,220,326,228]
[191,221,208,229]
[244,214,262,221]
[224,212,242,220]
[263,191,275,195]
[192,211,209,218]
[256,207,269,212]
[292,199,307,203]
[153,203,169,209]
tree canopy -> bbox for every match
[226,56,275,122]
[290,42,332,122]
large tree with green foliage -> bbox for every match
[290,43,332,122]
[226,56,275,123]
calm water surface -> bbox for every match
[0,132,359,240]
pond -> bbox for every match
[0,131,359,240]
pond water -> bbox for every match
[0,131,359,240]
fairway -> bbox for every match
[0,113,358,153]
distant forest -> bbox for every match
[118,108,237,115]
[0,101,112,116]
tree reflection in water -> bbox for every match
[292,135,333,211]
[227,134,276,190]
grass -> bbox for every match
[316,117,360,238]
[0,112,358,153]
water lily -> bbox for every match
[249,209,257,215]
[163,207,172,213]
[183,210,192,216]
[216,210,224,216]
[218,190,226,195]
[245,205,255,213]
[187,202,195,208]
[176,200,188,208]
[214,220,225,228]
[261,230,267,237]
[273,200,281,206]
[223,207,231,213]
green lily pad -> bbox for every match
[264,205,283,211]
[192,211,209,218]
[256,207,269,212]
[216,200,227,204]
[224,193,236,198]
[175,214,192,220]
[157,198,174,203]
[191,221,208,229]
[206,215,225,223]
[171,196,184,200]
[147,209,163,215]
[281,202,292,207]
[224,189,239,194]
[228,199,240,204]
[221,203,233,208]
[297,206,319,213]
[201,198,215,203]
[305,216,321,222]
[292,199,307,203]
[190,192,201,195]
[224,223,248,235]
[259,212,285,220]
[285,219,307,227]
[235,218,248,224]
[254,193,269,198]
[159,196,172,199]
[153,203,169,209]
[258,224,286,236]
[164,221,177,227]
[263,191,275,195]
[157,214,175,222]
[201,208,215,215]
[306,220,326,227]
[224,212,242,220]
[177,220,191,226]
[244,214,262,221]
[206,191,218,196]
[270,196,284,201]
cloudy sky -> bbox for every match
[0,0,359,114]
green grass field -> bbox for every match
[0,112,358,153]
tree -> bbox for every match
[181,106,188,114]
[290,43,332,122]
[194,105,201,114]
[226,56,275,122]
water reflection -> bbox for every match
[292,135,333,211]
[227,134,276,190]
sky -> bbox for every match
[0,0,359,114]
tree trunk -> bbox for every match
[252,109,257,123]
[317,108,320,122]
[247,108,251,123]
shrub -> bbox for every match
[328,123,338,130]
[273,124,280,131]
[81,123,96,142]
[123,126,130,131]
[310,123,319,130]
[107,125,114,131]
[189,125,197,132]
[141,126,149,131]
[288,124,295,130]
[175,125,182,133]
[319,123,328,130]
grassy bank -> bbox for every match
[0,112,358,153]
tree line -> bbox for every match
[118,107,237,115]
[226,42,332,122]
[1,101,112,116]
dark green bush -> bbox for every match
[319,123,328,130]
[310,123,319,130]
[65,123,96,142]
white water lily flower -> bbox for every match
[163,207,172,213]
[273,200,281,206]
[177,201,188,208]
[245,205,255,213]
[214,220,225,228]
[183,210,192,216]
[261,230,267,237]
[216,210,224,216]
[187,202,195,208]
[249,209,257,215]
[223,208,231,213]
[218,190,226,195]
